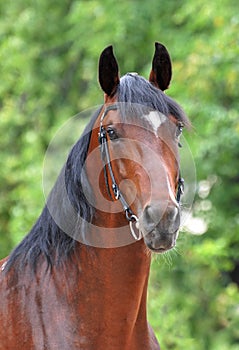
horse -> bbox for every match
[0,42,189,349]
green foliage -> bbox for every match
[0,0,239,348]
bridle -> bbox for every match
[98,104,184,241]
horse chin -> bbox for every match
[142,229,178,254]
[145,242,175,254]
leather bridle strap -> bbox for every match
[176,176,184,203]
[98,105,141,240]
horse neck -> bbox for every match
[70,241,152,348]
[69,116,153,345]
[77,240,151,304]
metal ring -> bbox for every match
[129,214,138,222]
[129,220,141,241]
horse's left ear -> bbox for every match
[99,45,120,97]
[149,42,172,91]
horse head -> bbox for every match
[86,43,188,252]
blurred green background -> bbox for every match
[0,0,239,349]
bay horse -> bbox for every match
[0,43,189,349]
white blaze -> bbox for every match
[145,111,167,135]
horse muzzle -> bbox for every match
[140,201,180,253]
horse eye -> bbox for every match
[107,128,118,140]
[176,123,184,147]
[176,123,183,138]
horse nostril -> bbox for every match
[143,205,161,227]
[144,205,152,222]
[141,205,160,234]
[142,203,168,233]
[167,206,179,222]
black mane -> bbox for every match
[5,108,101,272]
[5,74,188,272]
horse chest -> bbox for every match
[0,255,159,350]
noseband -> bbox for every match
[98,104,184,241]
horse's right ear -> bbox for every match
[99,45,120,97]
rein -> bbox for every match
[98,104,184,241]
